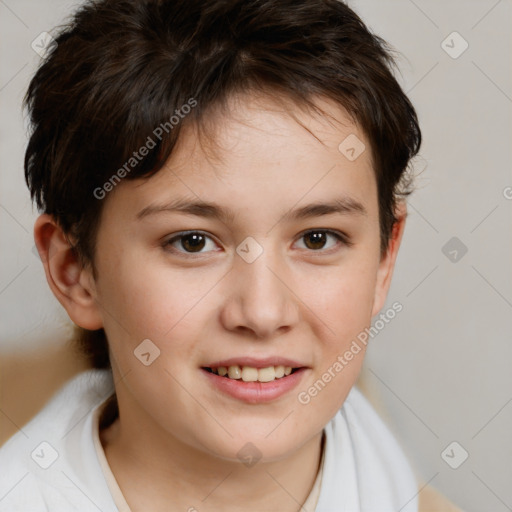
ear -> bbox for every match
[371,201,407,317]
[34,214,104,330]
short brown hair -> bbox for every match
[24,0,421,368]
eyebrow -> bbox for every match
[136,195,367,223]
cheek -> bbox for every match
[95,248,217,357]
[292,254,377,414]
[297,254,379,344]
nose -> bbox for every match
[220,249,300,339]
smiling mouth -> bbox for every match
[202,365,301,383]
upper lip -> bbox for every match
[203,357,307,369]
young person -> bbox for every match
[0,0,462,510]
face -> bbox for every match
[86,93,399,462]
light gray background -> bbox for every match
[1,0,511,510]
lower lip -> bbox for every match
[201,368,307,404]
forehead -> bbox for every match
[104,92,378,224]
[180,92,373,176]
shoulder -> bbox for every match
[343,389,465,512]
[0,368,114,447]
[419,484,464,512]
[0,369,115,511]
[324,387,419,511]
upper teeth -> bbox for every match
[213,365,293,382]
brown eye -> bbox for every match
[296,230,348,252]
[165,231,217,254]
[180,233,206,252]
[303,231,328,250]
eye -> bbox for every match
[163,231,219,255]
[295,229,351,252]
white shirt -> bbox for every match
[0,369,419,511]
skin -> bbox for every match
[34,92,407,512]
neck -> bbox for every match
[100,399,324,512]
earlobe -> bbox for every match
[34,214,104,330]
[371,202,407,317]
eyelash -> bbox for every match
[162,229,353,257]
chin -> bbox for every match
[198,429,305,465]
